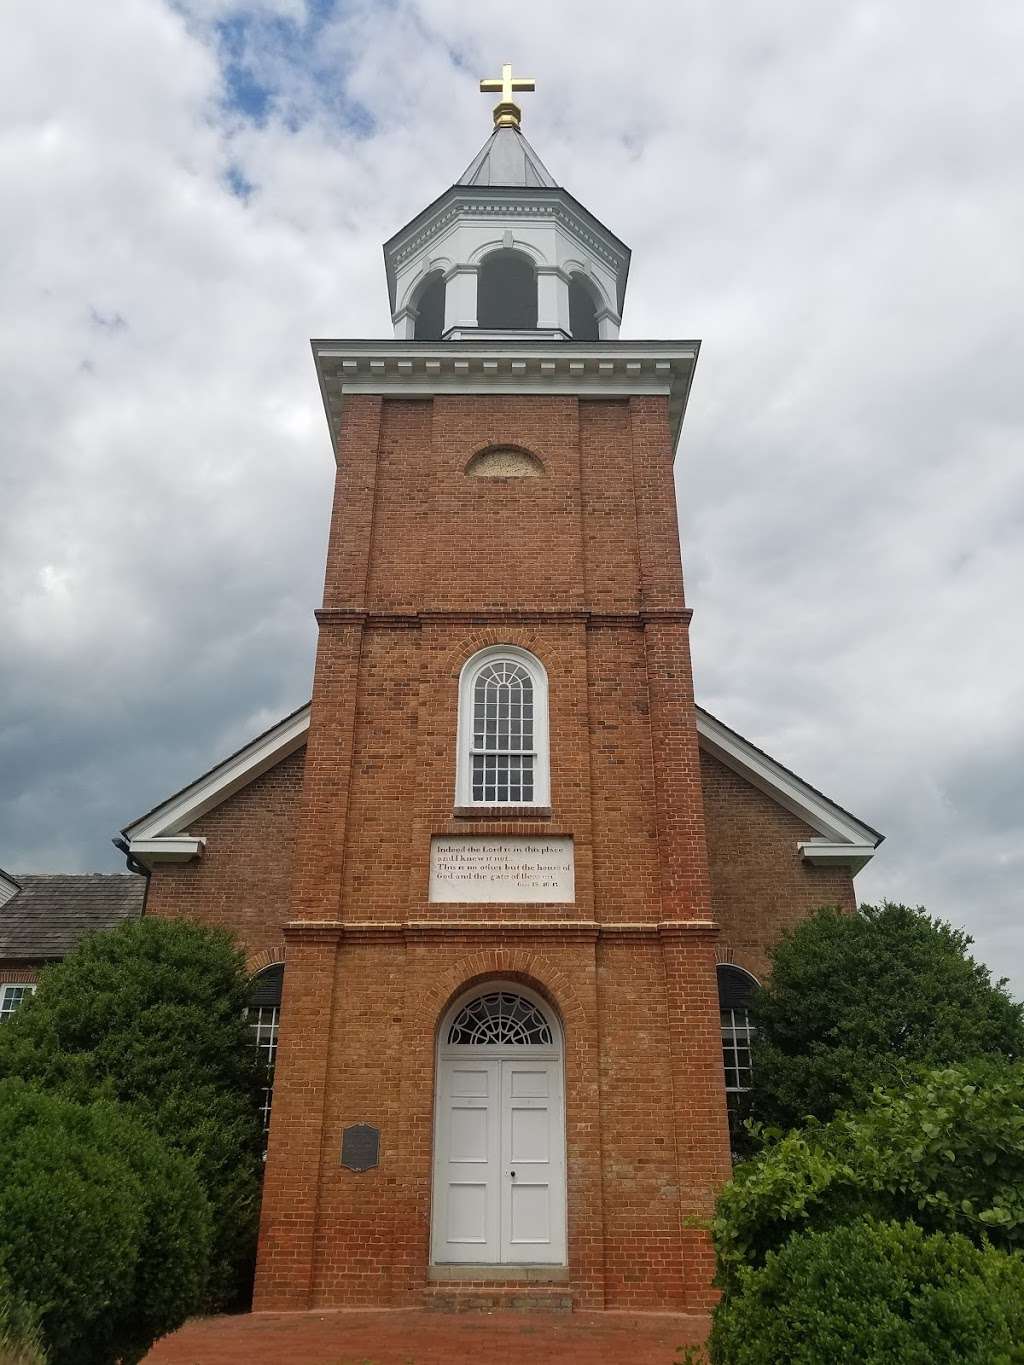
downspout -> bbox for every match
[111,836,151,915]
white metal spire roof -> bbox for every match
[456,126,558,189]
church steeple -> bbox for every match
[383,66,630,342]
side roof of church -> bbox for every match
[0,873,147,961]
[122,700,882,873]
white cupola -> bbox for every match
[383,65,630,343]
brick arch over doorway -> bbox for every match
[425,955,588,1041]
[389,944,606,1308]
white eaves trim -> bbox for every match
[122,700,880,874]
[129,837,206,868]
[695,709,882,871]
[798,842,877,874]
[123,706,312,843]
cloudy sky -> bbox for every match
[2,1,1022,988]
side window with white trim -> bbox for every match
[0,983,36,1022]
[456,647,550,808]
[717,965,758,1155]
[247,965,283,1155]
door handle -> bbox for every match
[510,1170,516,1178]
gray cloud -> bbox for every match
[2,0,1022,990]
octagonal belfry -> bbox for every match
[384,88,630,343]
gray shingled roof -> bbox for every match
[457,126,557,188]
[0,874,146,960]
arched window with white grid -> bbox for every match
[717,964,759,1154]
[455,646,550,808]
[247,964,283,1155]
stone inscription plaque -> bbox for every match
[429,835,575,904]
[341,1123,380,1172]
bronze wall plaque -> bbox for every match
[341,1123,380,1172]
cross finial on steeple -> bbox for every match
[480,63,535,130]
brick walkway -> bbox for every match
[145,1308,708,1364]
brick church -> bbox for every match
[8,70,883,1313]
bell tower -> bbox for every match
[255,68,731,1316]
[387,65,628,343]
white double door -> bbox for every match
[432,1053,566,1265]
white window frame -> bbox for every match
[721,1002,755,1098]
[246,965,284,1156]
[717,965,759,1151]
[455,645,550,808]
[0,983,36,1021]
[249,1002,280,1141]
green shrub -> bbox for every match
[715,1061,1024,1290]
[0,918,263,1306]
[0,1079,211,1365]
[708,1218,1024,1364]
[102,1102,212,1362]
[748,902,1024,1130]
[0,1275,45,1365]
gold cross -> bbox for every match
[480,63,536,129]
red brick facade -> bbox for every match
[701,750,858,981]
[145,751,303,973]
[142,392,859,1312]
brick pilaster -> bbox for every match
[253,925,341,1308]
[659,923,732,1311]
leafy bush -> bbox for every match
[748,902,1024,1129]
[715,1061,1024,1289]
[0,1080,211,1365]
[103,1101,212,1362]
[0,918,263,1306]
[708,1218,1024,1364]
[0,1275,45,1365]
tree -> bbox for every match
[748,901,1024,1130]
[706,1217,1024,1365]
[713,1060,1024,1290]
[0,918,263,1307]
[0,1080,211,1365]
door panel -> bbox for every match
[433,1061,500,1262]
[510,1068,550,1098]
[449,1105,488,1162]
[500,1060,565,1263]
[510,1105,549,1163]
[510,1182,551,1244]
[446,1182,488,1245]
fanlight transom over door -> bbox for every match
[432,986,566,1265]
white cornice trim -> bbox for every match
[312,340,699,460]
[798,841,877,874]
[697,709,882,852]
[122,699,880,873]
[122,707,311,841]
[128,836,206,868]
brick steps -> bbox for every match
[422,1283,573,1313]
